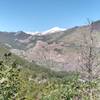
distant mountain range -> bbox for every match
[27,27,66,35]
[0,27,66,50]
[1,20,100,71]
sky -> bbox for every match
[0,0,100,32]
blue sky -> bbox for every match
[0,0,100,32]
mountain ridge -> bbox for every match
[1,20,100,71]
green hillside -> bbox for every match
[0,44,100,99]
[0,45,82,99]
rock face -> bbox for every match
[14,40,79,71]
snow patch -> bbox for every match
[42,27,66,35]
[25,27,66,35]
[26,32,39,35]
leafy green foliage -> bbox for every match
[0,51,100,100]
[0,53,21,99]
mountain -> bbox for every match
[0,27,67,50]
[26,31,39,35]
[26,27,66,35]
[1,20,100,71]
[42,27,66,35]
[0,31,32,49]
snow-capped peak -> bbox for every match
[42,27,66,35]
[26,31,39,35]
[25,27,66,36]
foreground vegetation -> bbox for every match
[0,52,100,100]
